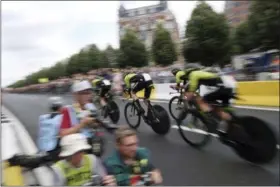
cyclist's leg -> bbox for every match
[203,87,232,121]
[131,81,145,114]
[214,88,233,121]
[100,85,110,107]
[143,80,153,106]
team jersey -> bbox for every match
[186,70,222,92]
[124,73,152,89]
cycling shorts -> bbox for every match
[130,74,154,99]
[203,87,234,107]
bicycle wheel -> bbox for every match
[176,109,212,148]
[124,102,141,129]
[229,116,277,164]
[107,101,120,124]
[168,96,186,120]
[148,105,171,135]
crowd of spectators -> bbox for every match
[4,64,183,94]
[3,63,278,94]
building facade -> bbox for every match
[224,1,252,28]
[118,0,180,50]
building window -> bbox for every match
[156,6,163,12]
[235,2,240,7]
[139,24,148,31]
[165,22,173,29]
[149,8,156,13]
[139,9,145,15]
[134,10,138,16]
[139,31,147,41]
[129,11,134,17]
[120,27,125,37]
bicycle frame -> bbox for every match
[124,91,158,122]
[183,90,236,123]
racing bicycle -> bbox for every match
[168,86,186,120]
[92,89,120,124]
[123,91,171,135]
[176,92,277,164]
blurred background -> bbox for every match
[2,1,279,94]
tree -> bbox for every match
[48,62,67,80]
[8,79,26,88]
[118,29,148,68]
[86,44,103,69]
[244,1,280,50]
[152,24,177,66]
[183,2,231,66]
[232,22,256,54]
[103,45,118,67]
[66,53,83,75]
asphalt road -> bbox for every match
[2,93,280,186]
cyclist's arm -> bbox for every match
[175,71,186,87]
[175,74,181,87]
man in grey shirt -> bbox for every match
[51,133,115,186]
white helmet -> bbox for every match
[48,96,63,111]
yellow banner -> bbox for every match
[38,78,49,83]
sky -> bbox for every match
[2,1,225,87]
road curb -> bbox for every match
[2,106,54,186]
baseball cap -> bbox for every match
[71,80,92,93]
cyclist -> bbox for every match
[122,72,154,116]
[104,126,162,186]
[52,133,116,186]
[37,96,64,161]
[91,76,112,108]
[170,64,237,131]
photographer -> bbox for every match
[59,80,98,154]
[52,133,115,186]
[104,126,163,186]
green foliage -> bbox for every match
[8,43,119,87]
[183,2,231,66]
[233,1,280,53]
[118,29,148,68]
[152,24,177,66]
[8,79,26,88]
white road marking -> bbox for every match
[171,125,219,137]
[171,124,280,149]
